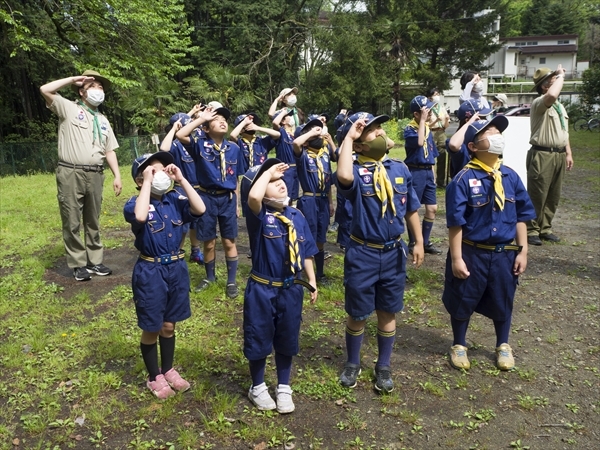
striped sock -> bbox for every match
[345,326,364,365]
[376,328,396,368]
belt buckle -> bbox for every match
[160,254,173,265]
[282,277,294,289]
[383,240,397,252]
[494,244,505,253]
[82,165,91,172]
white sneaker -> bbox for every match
[248,382,276,411]
[275,384,295,414]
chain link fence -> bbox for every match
[0,135,166,177]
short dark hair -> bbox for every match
[460,71,477,90]
[425,87,440,98]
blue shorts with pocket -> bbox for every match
[442,245,518,321]
[297,195,329,244]
[343,241,407,320]
[409,167,437,206]
[196,191,238,240]
[132,259,191,332]
[243,279,304,360]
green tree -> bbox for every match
[581,66,600,105]
[0,0,194,138]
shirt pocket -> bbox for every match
[70,118,89,143]
[263,226,283,239]
[501,186,517,225]
[200,147,216,162]
[148,219,165,233]
[393,182,408,211]
[171,218,183,227]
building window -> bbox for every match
[557,40,570,44]
[539,57,546,64]
[526,41,538,46]
[521,59,526,65]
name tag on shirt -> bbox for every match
[395,177,404,184]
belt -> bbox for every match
[350,234,403,252]
[407,164,434,169]
[198,186,231,195]
[531,145,566,153]
[250,271,316,293]
[58,161,104,173]
[462,239,522,253]
[139,251,185,265]
[302,192,328,197]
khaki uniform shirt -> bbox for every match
[529,95,569,148]
[49,94,119,165]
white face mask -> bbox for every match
[263,196,290,209]
[480,134,505,155]
[86,89,105,106]
[473,81,484,93]
[432,95,441,103]
[285,95,297,107]
[150,170,172,195]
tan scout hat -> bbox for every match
[72,70,112,92]
[531,68,555,92]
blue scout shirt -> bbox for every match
[447,139,471,179]
[123,188,199,256]
[404,125,439,166]
[446,165,536,243]
[336,158,420,243]
[295,145,332,194]
[167,140,198,186]
[275,126,296,165]
[189,134,243,191]
[237,135,276,173]
[246,206,318,278]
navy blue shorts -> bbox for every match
[132,259,191,332]
[297,195,329,244]
[196,191,238,240]
[409,167,437,206]
[283,166,299,200]
[243,279,304,360]
[442,245,518,321]
[343,241,408,320]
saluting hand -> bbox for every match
[164,164,183,183]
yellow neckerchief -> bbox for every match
[272,211,302,274]
[356,155,396,217]
[465,157,505,211]
[77,100,103,146]
[408,119,430,158]
[242,136,257,168]
[214,142,226,181]
[307,146,327,191]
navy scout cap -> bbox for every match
[336,112,390,143]
[131,152,174,181]
[169,113,191,127]
[464,115,509,146]
[293,118,323,138]
[234,112,261,128]
[457,99,493,121]
[409,95,437,113]
[240,158,283,205]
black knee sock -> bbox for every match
[140,342,160,381]
[159,334,175,374]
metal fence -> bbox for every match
[0,135,165,177]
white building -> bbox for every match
[486,34,579,80]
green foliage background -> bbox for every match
[1,0,598,141]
